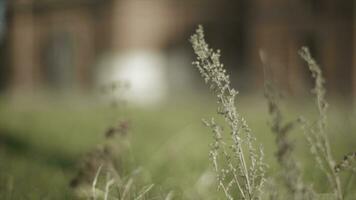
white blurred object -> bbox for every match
[97,50,167,106]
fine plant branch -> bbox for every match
[190,25,266,200]
[299,47,343,200]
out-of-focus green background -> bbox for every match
[1,96,356,199]
[1,0,356,199]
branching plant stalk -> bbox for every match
[191,25,266,200]
[299,47,342,200]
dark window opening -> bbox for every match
[42,32,75,89]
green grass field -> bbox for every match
[0,95,355,199]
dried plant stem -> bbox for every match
[191,25,266,200]
[299,47,342,200]
[92,165,103,200]
[134,184,154,200]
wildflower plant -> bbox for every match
[190,25,266,200]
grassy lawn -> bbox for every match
[0,96,355,199]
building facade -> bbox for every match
[4,0,356,98]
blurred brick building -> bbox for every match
[6,0,113,90]
[3,0,356,98]
[245,0,356,97]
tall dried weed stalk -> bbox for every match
[190,25,266,200]
[299,47,342,200]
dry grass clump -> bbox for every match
[89,166,154,200]
[70,120,155,200]
[190,25,267,200]
[70,120,130,190]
